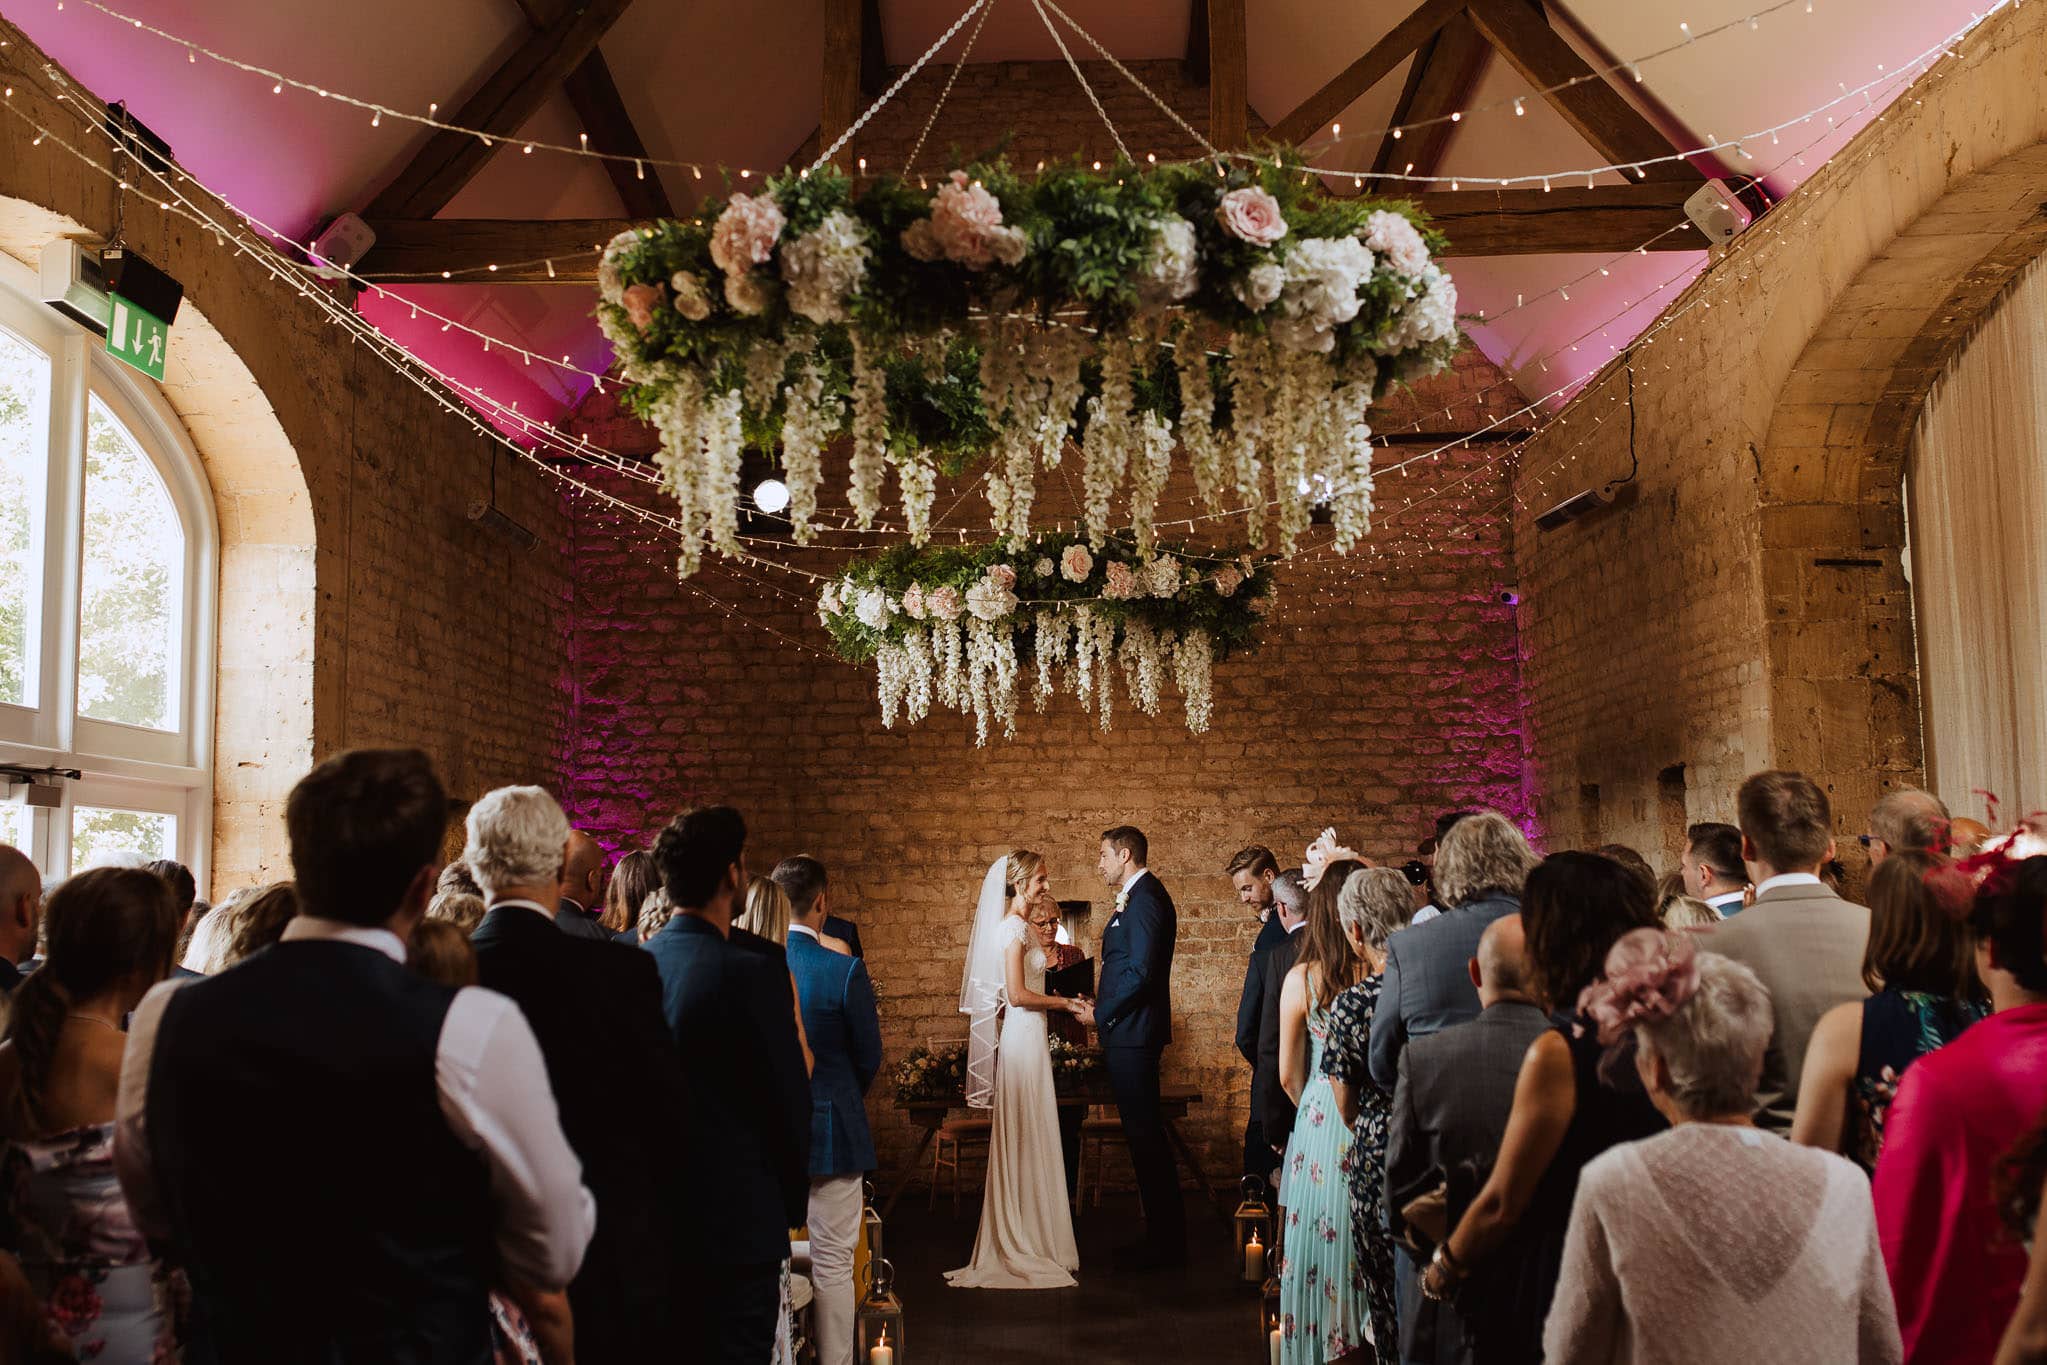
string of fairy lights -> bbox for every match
[0,0,2007,645]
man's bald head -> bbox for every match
[0,844,41,963]
[1470,913,1533,1005]
[563,829,606,907]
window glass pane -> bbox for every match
[78,397,183,731]
[69,804,175,871]
[0,326,49,709]
[0,803,30,856]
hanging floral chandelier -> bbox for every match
[596,156,1461,576]
[815,530,1273,744]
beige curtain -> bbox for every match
[1909,255,2047,818]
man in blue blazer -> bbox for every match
[772,856,882,1365]
[1087,825,1184,1268]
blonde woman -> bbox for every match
[737,878,815,1078]
[946,849,1084,1289]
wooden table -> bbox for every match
[885,1082,1220,1219]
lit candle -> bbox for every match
[1269,1326,1282,1365]
[1243,1230,1265,1282]
[870,1329,894,1365]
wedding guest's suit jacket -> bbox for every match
[470,903,687,1364]
[1704,880,1870,1132]
[1235,913,1291,1066]
[822,913,864,960]
[1252,926,1305,1149]
[1097,870,1175,1051]
[787,927,882,1177]
[1368,891,1520,1091]
[645,914,812,1264]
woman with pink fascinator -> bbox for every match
[1542,930,1902,1363]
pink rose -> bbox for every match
[901,583,928,619]
[1217,187,1287,246]
[988,564,1017,591]
[927,171,1022,270]
[1102,561,1139,600]
[621,283,664,330]
[927,585,964,621]
[1060,544,1093,583]
[709,192,787,277]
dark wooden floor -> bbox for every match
[880,1190,1259,1364]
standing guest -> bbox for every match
[1029,894,1088,1199]
[1864,789,1951,867]
[1322,867,1416,1361]
[0,845,40,995]
[643,806,811,1364]
[602,849,659,944]
[1991,1111,2047,1363]
[1250,869,1310,1183]
[1875,855,2047,1365]
[0,867,182,1362]
[1275,861,1372,1365]
[410,918,480,987]
[1592,845,1657,895]
[637,888,674,943]
[1709,770,1872,1132]
[115,749,595,1365]
[1791,849,1985,1171]
[439,858,484,899]
[1420,852,1666,1365]
[1680,822,1749,917]
[220,880,298,967]
[774,855,883,1365]
[428,889,488,935]
[467,786,689,1365]
[740,876,794,944]
[1543,932,1900,1364]
[1411,812,1478,928]
[554,830,611,941]
[1385,915,1550,1365]
[1230,845,1284,1177]
[1369,813,1539,1091]
[1660,894,1722,930]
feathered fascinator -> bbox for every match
[1303,827,1365,892]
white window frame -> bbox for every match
[0,251,217,890]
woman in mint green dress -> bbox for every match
[1275,859,1372,1365]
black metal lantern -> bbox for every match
[1234,1175,1274,1283]
[857,1256,906,1365]
[1261,1271,1283,1363]
[862,1178,886,1264]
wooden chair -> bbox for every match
[1075,1115,1124,1210]
[930,1115,993,1213]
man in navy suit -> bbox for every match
[1086,825,1184,1268]
[773,856,881,1365]
[644,807,810,1364]
[1229,845,1284,1178]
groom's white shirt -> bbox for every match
[1113,867,1150,925]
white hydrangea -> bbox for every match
[965,577,1018,622]
[1138,215,1200,306]
[855,587,893,630]
[780,210,872,325]
[597,229,642,304]
[1271,236,1375,354]
[1233,259,1284,311]
[1144,555,1181,598]
[1377,264,1459,353]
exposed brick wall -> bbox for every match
[557,345,1530,1179]
[1511,1,2047,864]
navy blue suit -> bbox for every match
[1235,913,1289,1175]
[1096,869,1184,1249]
[787,928,882,1176]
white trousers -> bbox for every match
[808,1173,864,1365]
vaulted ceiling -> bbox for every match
[8,0,1987,431]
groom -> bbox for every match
[1089,825,1185,1269]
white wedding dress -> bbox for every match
[944,915,1080,1289]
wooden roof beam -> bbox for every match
[1269,0,1464,147]
[1367,13,1490,192]
[1207,0,1248,151]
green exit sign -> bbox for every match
[106,293,169,381]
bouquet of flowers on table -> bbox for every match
[893,1042,969,1103]
[1048,1036,1106,1097]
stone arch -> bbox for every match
[0,195,316,888]
[1755,142,2047,816]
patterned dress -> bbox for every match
[1,1124,182,1363]
[1321,973,1399,1360]
[1277,976,1371,1364]
[1851,988,1986,1175]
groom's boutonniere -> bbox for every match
[1114,888,1129,914]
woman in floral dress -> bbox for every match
[1276,859,1372,1365]
[1322,868,1417,1360]
[0,867,184,1363]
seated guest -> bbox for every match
[427,889,487,935]
[0,845,40,995]
[0,867,182,1362]
[1864,789,1950,867]
[643,807,810,1365]
[1030,893,1088,1198]
[1680,822,1748,917]
[602,849,659,943]
[1230,844,1284,1176]
[1385,914,1550,1365]
[220,881,298,967]
[774,855,883,1365]
[1250,868,1310,1183]
[1709,770,1872,1132]
[1370,812,1539,1088]
[1791,849,1985,1171]
[116,749,594,1365]
[1544,932,1900,1363]
[1875,855,2047,1364]
[466,786,689,1365]
[554,829,611,940]
[1421,853,1666,1364]
[175,885,241,975]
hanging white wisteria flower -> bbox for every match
[600,157,1461,580]
[815,532,1272,744]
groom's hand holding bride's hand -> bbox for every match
[1069,997,1096,1027]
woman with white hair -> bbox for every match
[1542,930,1901,1363]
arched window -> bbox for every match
[0,255,216,887]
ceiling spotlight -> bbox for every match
[752,478,791,515]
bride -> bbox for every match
[944,849,1085,1290]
